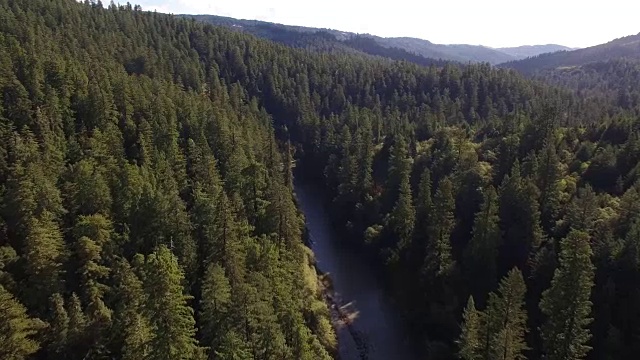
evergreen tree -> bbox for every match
[215,331,252,360]
[486,268,529,360]
[459,269,529,360]
[47,293,69,358]
[415,167,433,241]
[0,285,46,360]
[540,230,595,360]
[66,293,89,359]
[142,245,205,360]
[424,177,455,277]
[458,296,481,360]
[565,185,598,233]
[72,215,112,335]
[199,262,232,351]
[498,163,543,274]
[355,117,374,197]
[387,135,411,207]
[22,213,66,314]
[464,186,501,303]
[337,126,356,199]
[110,259,151,360]
[536,144,562,233]
[389,163,415,258]
[0,245,17,295]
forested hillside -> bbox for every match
[501,33,640,74]
[535,58,640,112]
[0,1,335,359]
[2,1,640,360]
[188,14,545,64]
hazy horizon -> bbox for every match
[130,0,639,48]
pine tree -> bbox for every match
[73,215,112,334]
[239,161,268,228]
[337,125,356,199]
[424,177,455,277]
[540,230,595,360]
[0,284,46,360]
[389,164,415,258]
[459,269,529,360]
[65,158,113,217]
[199,262,232,350]
[536,144,562,233]
[215,331,252,360]
[486,268,529,360]
[66,293,89,359]
[0,245,17,292]
[143,245,204,360]
[387,135,411,206]
[415,168,433,240]
[264,179,303,248]
[111,259,151,360]
[47,293,69,357]
[23,212,66,314]
[498,163,543,274]
[355,116,374,197]
[613,217,640,346]
[566,185,598,233]
[459,296,481,360]
[464,186,501,303]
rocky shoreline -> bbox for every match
[318,271,370,360]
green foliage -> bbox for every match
[199,262,232,350]
[1,1,640,359]
[47,293,69,357]
[110,259,152,360]
[141,245,204,360]
[485,269,528,360]
[458,296,481,360]
[540,230,595,360]
[498,163,543,274]
[425,177,456,277]
[464,186,501,303]
[415,168,433,239]
[535,145,562,233]
[389,159,415,259]
[460,269,529,360]
[0,285,46,360]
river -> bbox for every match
[295,182,417,360]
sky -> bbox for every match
[131,0,640,48]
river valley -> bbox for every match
[296,182,417,360]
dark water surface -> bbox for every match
[296,182,417,360]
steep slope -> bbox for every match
[501,33,640,73]
[535,58,640,111]
[0,1,337,359]
[497,44,573,59]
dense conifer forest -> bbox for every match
[1,1,640,359]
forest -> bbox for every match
[1,0,640,359]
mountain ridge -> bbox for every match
[497,44,574,59]
[184,14,570,64]
[501,33,640,73]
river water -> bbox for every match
[295,182,417,360]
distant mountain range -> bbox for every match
[185,15,571,65]
[501,33,640,73]
[497,45,576,59]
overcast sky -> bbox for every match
[130,0,640,48]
